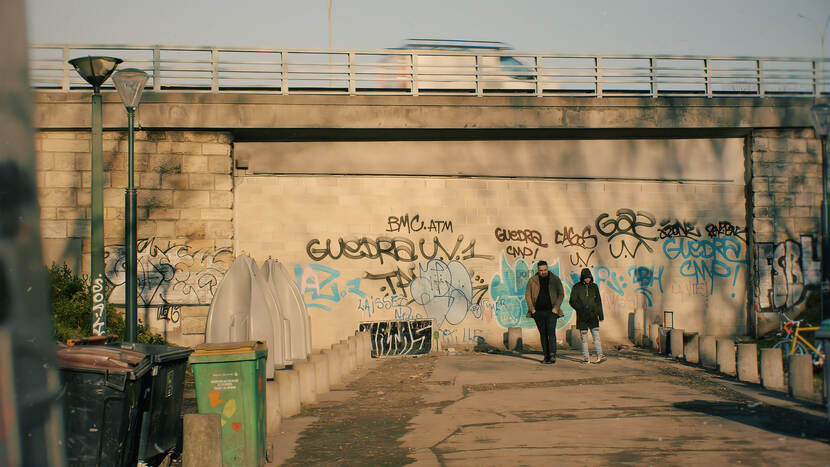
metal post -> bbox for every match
[822,135,830,322]
[90,91,107,336]
[125,107,138,342]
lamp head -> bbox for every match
[68,56,122,93]
[112,68,150,109]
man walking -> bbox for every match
[569,268,605,363]
[525,260,564,364]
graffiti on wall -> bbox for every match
[627,265,664,307]
[756,235,821,310]
[105,238,232,307]
[359,319,433,356]
[489,255,575,330]
[595,209,658,259]
[294,263,367,311]
[658,218,701,239]
[554,225,597,267]
[306,235,493,264]
[410,259,479,327]
[662,236,746,295]
[386,214,454,234]
[495,227,548,260]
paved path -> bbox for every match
[273,348,830,466]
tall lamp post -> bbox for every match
[68,56,122,336]
[811,103,830,322]
[112,68,149,342]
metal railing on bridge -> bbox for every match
[29,43,830,98]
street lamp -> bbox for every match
[112,68,149,342]
[811,103,830,322]
[68,56,122,336]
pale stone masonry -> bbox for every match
[33,124,826,346]
[36,130,233,345]
[749,128,824,334]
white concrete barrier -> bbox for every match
[294,360,317,405]
[276,369,301,418]
[760,348,785,391]
[507,327,522,350]
[265,379,282,436]
[700,336,717,369]
[736,343,760,383]
[347,335,359,368]
[683,334,700,364]
[333,342,352,376]
[650,324,660,351]
[362,331,373,361]
[788,354,814,400]
[669,328,684,358]
[310,352,330,395]
[633,309,645,346]
[717,339,736,376]
[322,348,342,386]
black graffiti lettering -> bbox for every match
[494,227,548,247]
[505,245,537,259]
[387,214,453,234]
[596,208,657,258]
[307,235,486,264]
[359,319,433,357]
[569,250,595,267]
[706,221,746,241]
[554,225,597,249]
[365,266,418,297]
[659,219,701,239]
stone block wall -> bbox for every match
[35,130,234,345]
[749,128,824,334]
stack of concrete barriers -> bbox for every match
[641,326,822,403]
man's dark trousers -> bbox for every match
[533,309,558,361]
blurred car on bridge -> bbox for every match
[374,38,536,93]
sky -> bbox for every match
[24,0,830,58]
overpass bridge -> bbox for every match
[30,44,830,349]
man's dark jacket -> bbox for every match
[569,268,604,330]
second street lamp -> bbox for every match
[112,68,149,343]
[68,56,122,336]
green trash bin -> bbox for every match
[189,341,268,467]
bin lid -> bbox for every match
[816,319,830,339]
[56,345,151,378]
[189,341,267,364]
[111,342,194,363]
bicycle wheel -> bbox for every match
[772,339,793,357]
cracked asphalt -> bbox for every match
[269,348,830,466]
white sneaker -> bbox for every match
[594,355,607,364]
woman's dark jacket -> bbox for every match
[568,268,604,330]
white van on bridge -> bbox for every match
[375,38,537,93]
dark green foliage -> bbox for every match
[48,263,166,344]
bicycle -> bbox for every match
[772,312,825,367]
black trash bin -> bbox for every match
[111,342,194,464]
[57,344,151,467]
